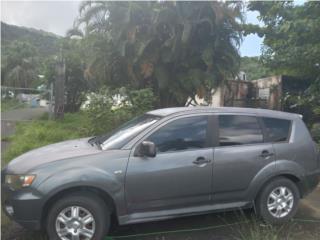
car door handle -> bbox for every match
[260,150,274,158]
[193,157,211,165]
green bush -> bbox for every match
[86,87,154,135]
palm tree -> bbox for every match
[69,1,244,107]
[2,41,38,88]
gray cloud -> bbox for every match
[1,1,80,36]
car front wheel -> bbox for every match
[46,193,110,240]
[256,177,300,224]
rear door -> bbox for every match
[212,114,275,201]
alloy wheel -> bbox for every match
[267,186,294,218]
[55,206,96,240]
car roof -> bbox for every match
[147,106,301,119]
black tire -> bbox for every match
[255,177,300,224]
[46,192,110,240]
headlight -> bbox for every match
[5,175,36,189]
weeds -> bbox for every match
[1,98,27,112]
[2,112,91,165]
[236,220,293,240]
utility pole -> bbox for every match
[54,49,65,120]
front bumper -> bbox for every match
[1,183,44,230]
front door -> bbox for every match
[125,115,213,213]
[212,114,275,201]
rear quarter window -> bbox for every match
[262,117,291,143]
[218,115,263,146]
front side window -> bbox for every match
[262,117,291,142]
[218,115,263,146]
[147,116,208,153]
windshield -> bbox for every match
[92,114,161,150]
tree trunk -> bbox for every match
[54,53,65,120]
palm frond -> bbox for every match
[66,28,84,38]
[79,2,108,26]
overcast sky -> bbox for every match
[1,0,263,57]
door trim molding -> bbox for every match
[118,201,251,225]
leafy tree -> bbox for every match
[246,1,320,125]
[62,39,88,112]
[69,1,244,107]
[240,56,273,80]
[44,39,88,112]
[245,1,320,80]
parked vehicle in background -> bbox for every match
[2,107,320,240]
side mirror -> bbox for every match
[139,141,156,157]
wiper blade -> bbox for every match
[88,136,103,150]
[88,136,98,146]
[88,131,113,148]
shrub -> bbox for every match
[86,87,154,135]
[311,123,320,143]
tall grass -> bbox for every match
[236,220,293,240]
[1,98,26,112]
[2,112,91,165]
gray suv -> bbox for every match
[2,107,320,240]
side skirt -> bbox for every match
[119,201,252,225]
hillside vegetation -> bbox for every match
[1,22,61,88]
[1,22,60,57]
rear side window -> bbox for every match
[262,117,291,142]
[147,116,208,153]
[218,115,263,146]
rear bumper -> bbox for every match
[300,170,320,197]
[1,184,44,230]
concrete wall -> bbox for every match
[252,75,282,110]
[189,75,283,110]
[190,87,223,107]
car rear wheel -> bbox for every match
[46,193,110,240]
[256,177,300,224]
